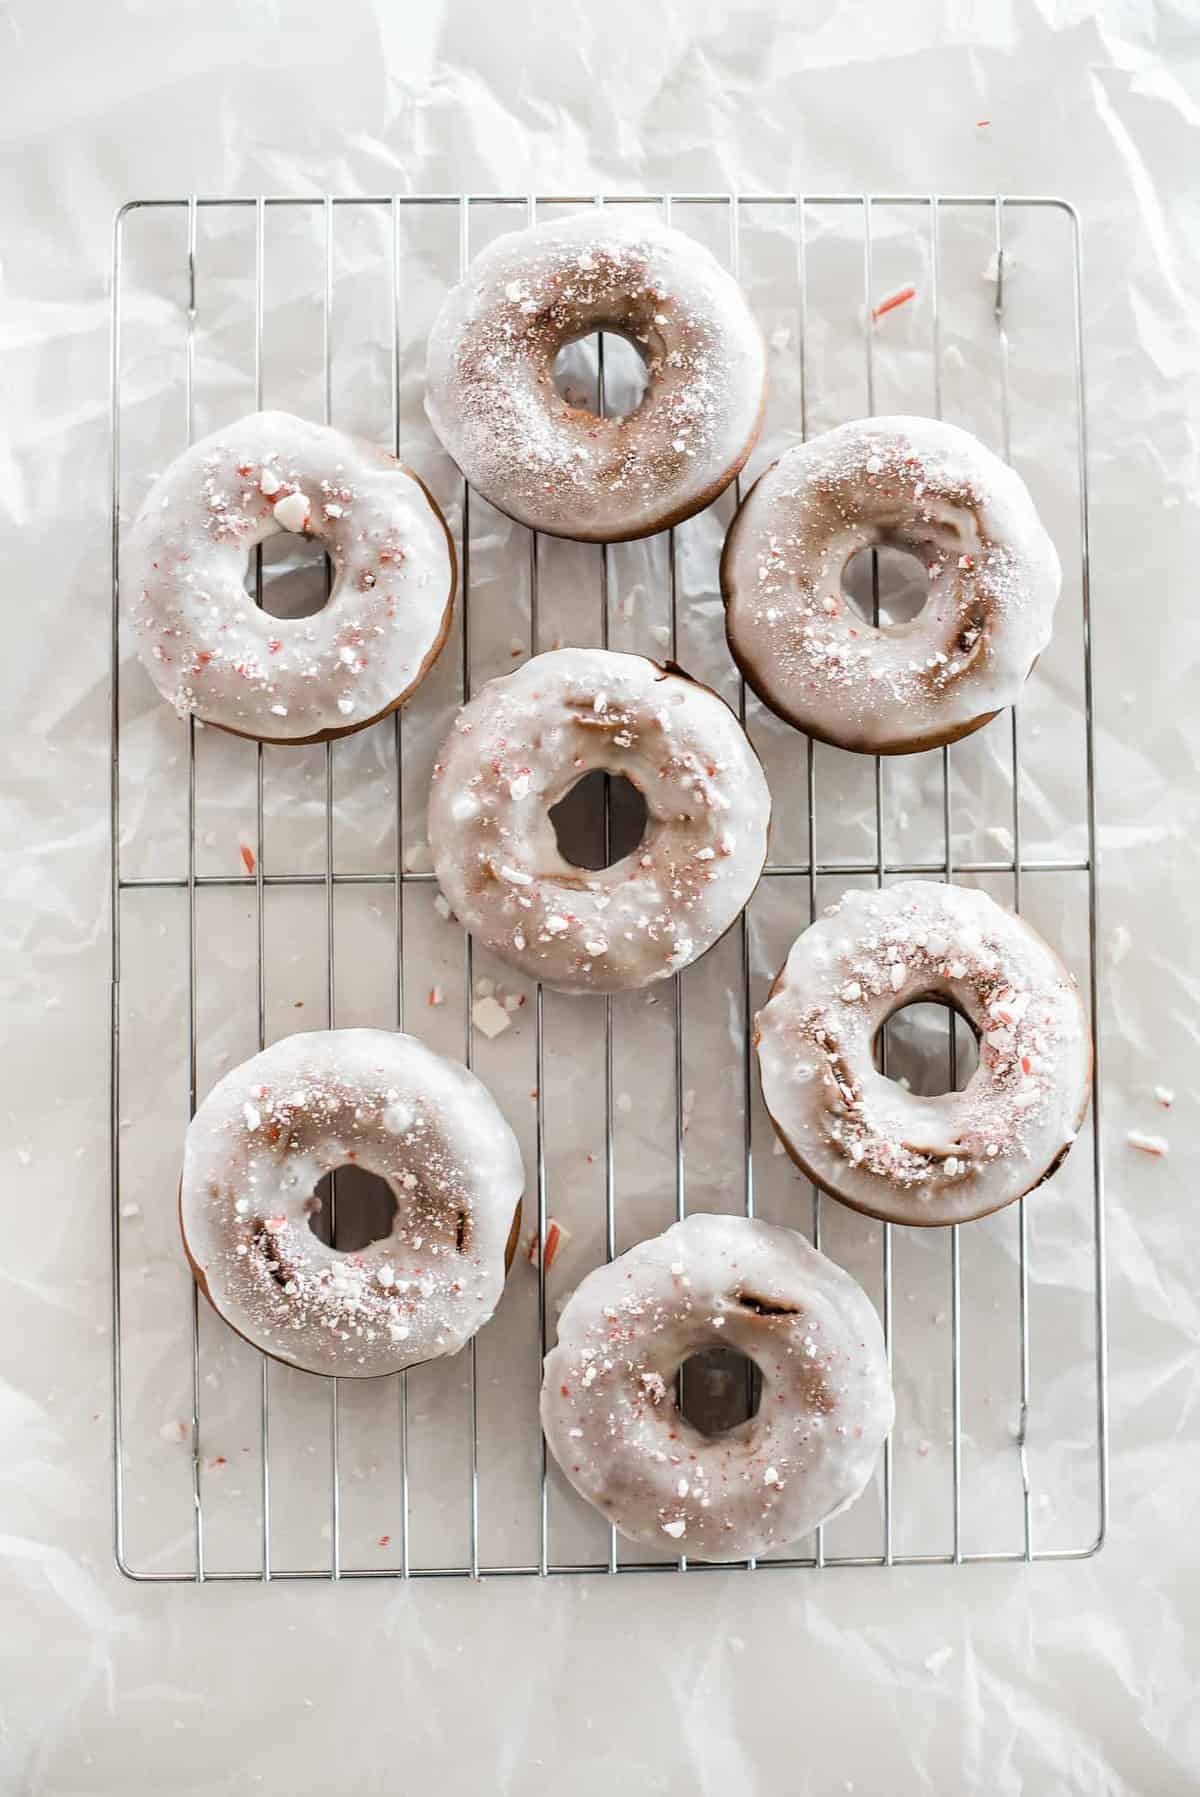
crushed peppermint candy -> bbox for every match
[472,995,512,1040]
[272,491,311,533]
[525,1218,567,1271]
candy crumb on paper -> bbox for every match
[471,994,511,1040]
[525,1219,568,1271]
[871,284,916,322]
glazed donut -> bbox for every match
[721,416,1061,755]
[124,410,456,743]
[425,211,766,542]
[756,882,1091,1228]
[540,1213,894,1562]
[428,648,771,995]
[180,1030,523,1378]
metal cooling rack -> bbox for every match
[110,192,1107,1580]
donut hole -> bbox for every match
[552,331,649,419]
[676,1347,763,1438]
[873,999,981,1097]
[549,769,648,870]
[842,544,929,628]
[252,530,331,621]
[306,1164,398,1253]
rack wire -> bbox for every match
[110,192,1106,1580]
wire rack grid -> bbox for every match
[110,191,1106,1582]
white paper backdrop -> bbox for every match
[3,0,1199,1790]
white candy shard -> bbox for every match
[272,491,311,533]
[472,995,512,1039]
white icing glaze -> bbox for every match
[180,1030,523,1378]
[721,416,1062,754]
[756,882,1091,1227]
[428,648,771,994]
[425,212,766,542]
[125,411,456,742]
[540,1213,894,1562]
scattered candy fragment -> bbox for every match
[525,1219,567,1271]
[871,285,916,323]
[272,491,310,533]
[472,995,511,1039]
